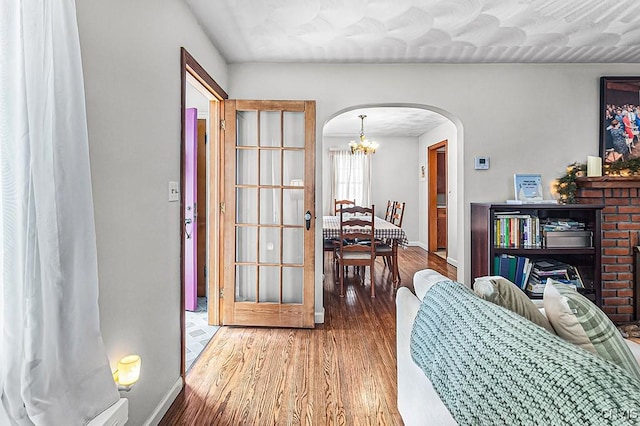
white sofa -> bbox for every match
[396,269,640,426]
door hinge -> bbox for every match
[219,288,223,298]
[204,266,207,279]
[220,202,226,214]
[220,119,226,130]
[205,133,208,144]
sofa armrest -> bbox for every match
[396,287,457,425]
[414,269,452,301]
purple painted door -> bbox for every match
[184,108,198,311]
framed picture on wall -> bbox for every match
[600,77,640,164]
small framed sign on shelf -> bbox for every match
[514,174,543,202]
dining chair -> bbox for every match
[390,201,405,227]
[375,201,405,285]
[324,199,356,270]
[335,205,376,298]
[334,199,356,215]
[384,200,395,222]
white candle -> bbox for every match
[587,156,602,177]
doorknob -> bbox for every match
[184,218,192,239]
[304,211,312,231]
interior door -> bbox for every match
[197,119,207,297]
[184,108,198,311]
[223,100,316,328]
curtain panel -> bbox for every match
[0,0,120,424]
[329,150,371,212]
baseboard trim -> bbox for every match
[446,257,458,267]
[143,377,183,426]
[410,242,427,250]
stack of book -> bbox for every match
[524,259,584,297]
[493,254,533,290]
[493,256,585,296]
[541,219,586,232]
[493,212,541,248]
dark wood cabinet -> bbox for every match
[471,203,604,305]
[437,207,447,249]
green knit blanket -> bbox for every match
[410,281,640,425]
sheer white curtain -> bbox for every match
[330,150,371,211]
[0,0,119,424]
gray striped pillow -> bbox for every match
[544,279,640,381]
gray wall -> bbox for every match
[76,1,228,424]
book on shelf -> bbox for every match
[493,214,541,248]
[493,254,532,289]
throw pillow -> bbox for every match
[473,276,555,334]
[543,279,640,381]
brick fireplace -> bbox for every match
[575,177,640,323]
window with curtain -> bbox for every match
[330,150,371,212]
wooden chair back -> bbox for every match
[390,201,405,227]
[384,200,395,221]
[334,199,356,215]
[336,205,377,297]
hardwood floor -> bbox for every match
[160,247,456,426]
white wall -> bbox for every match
[418,121,459,266]
[227,62,640,310]
[76,1,228,424]
[322,136,421,243]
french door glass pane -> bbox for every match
[235,265,256,302]
[259,188,281,225]
[236,226,257,262]
[283,112,304,147]
[259,227,281,264]
[260,149,281,185]
[282,189,304,225]
[260,111,281,147]
[283,150,304,189]
[283,267,303,303]
[237,111,257,146]
[282,228,303,264]
[236,149,257,185]
[236,188,257,224]
[259,266,280,303]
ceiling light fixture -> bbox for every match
[349,115,378,155]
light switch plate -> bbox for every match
[168,181,180,202]
[474,156,490,170]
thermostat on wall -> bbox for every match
[474,156,490,170]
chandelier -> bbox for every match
[349,114,378,155]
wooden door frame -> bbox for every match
[427,140,447,253]
[180,47,228,380]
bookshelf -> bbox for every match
[471,203,604,305]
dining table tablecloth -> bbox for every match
[322,215,409,248]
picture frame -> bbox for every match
[514,174,543,202]
[600,77,640,164]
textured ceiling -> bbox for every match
[323,107,449,137]
[184,0,640,64]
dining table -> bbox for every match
[322,215,408,283]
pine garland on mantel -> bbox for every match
[555,158,640,204]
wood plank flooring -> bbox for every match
[160,247,456,426]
